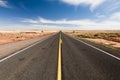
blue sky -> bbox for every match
[0,0,120,30]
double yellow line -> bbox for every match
[57,33,62,80]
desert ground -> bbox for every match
[0,30,57,45]
[65,30,120,50]
[0,30,57,59]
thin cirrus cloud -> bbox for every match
[22,17,95,25]
[22,19,39,24]
[0,0,120,30]
[22,12,120,30]
[60,0,106,11]
[0,0,9,8]
[20,0,120,30]
[102,0,120,13]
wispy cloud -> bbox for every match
[22,19,39,23]
[109,12,120,21]
[0,0,9,8]
[95,0,120,17]
[60,0,120,13]
[3,13,120,30]
[22,12,120,30]
[102,0,120,13]
[60,0,105,11]
[22,17,95,25]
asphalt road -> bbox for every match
[0,32,120,80]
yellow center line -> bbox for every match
[57,33,62,80]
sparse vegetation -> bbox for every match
[66,30,120,50]
[0,31,55,45]
[76,33,120,43]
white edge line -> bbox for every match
[66,33,120,61]
[0,36,50,63]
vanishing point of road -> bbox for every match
[0,32,120,80]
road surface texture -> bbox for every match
[0,34,52,59]
[0,32,120,80]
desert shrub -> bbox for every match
[75,32,120,43]
[73,30,75,33]
[77,34,90,38]
[16,36,19,38]
[94,34,99,37]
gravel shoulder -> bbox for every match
[0,34,52,59]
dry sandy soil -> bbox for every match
[0,30,57,59]
[87,38,120,48]
[0,30,56,45]
[65,30,120,49]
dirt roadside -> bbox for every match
[0,34,53,59]
[65,30,120,50]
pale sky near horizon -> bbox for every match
[0,0,120,30]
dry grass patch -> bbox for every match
[0,31,55,45]
[66,30,120,50]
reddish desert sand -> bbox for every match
[0,30,56,45]
[0,30,57,58]
[87,38,120,48]
[66,30,120,49]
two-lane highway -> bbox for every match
[62,33,120,80]
[0,33,59,80]
[0,32,120,80]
